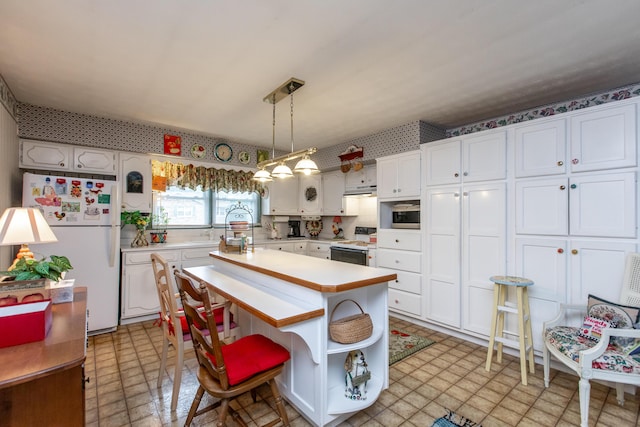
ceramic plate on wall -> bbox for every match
[214,143,233,162]
[191,144,206,159]
[238,151,250,164]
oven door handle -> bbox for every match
[331,246,368,254]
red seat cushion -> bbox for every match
[179,306,233,335]
[206,334,290,386]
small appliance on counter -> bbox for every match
[287,220,301,238]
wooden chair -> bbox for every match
[150,253,237,411]
[174,271,291,427]
[542,252,640,427]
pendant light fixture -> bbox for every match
[253,77,319,180]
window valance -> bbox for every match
[151,160,263,193]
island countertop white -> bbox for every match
[209,248,396,292]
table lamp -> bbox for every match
[0,207,58,270]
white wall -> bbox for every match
[0,104,19,269]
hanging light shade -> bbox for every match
[252,168,272,182]
[293,154,319,175]
[271,162,293,178]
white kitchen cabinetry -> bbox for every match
[514,119,566,178]
[377,151,421,200]
[121,246,216,322]
[262,177,298,215]
[298,174,322,215]
[424,181,506,332]
[293,241,307,254]
[73,146,117,174]
[20,139,117,175]
[515,172,636,238]
[514,238,636,351]
[307,242,331,259]
[263,241,295,253]
[378,229,422,318]
[570,103,636,173]
[424,130,506,186]
[321,171,359,216]
[344,165,376,193]
[120,152,152,212]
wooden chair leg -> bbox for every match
[578,377,591,427]
[496,284,507,364]
[268,379,290,427]
[516,287,528,385]
[486,284,501,371]
[216,399,230,427]
[171,347,184,411]
[185,386,205,426]
[158,336,169,388]
[523,287,535,374]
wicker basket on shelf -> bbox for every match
[329,299,373,344]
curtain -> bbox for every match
[151,160,263,193]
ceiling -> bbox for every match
[2,0,640,151]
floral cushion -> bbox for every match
[546,326,640,374]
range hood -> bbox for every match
[344,185,377,197]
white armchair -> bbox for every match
[542,253,640,427]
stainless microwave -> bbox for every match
[391,203,420,229]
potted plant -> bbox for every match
[149,207,169,244]
[0,255,73,282]
[121,210,150,247]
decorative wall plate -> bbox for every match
[238,151,250,164]
[214,143,233,162]
[191,144,206,159]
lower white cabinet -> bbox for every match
[121,246,215,322]
[307,242,331,259]
[263,242,295,253]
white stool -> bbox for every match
[485,275,535,385]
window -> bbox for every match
[152,185,260,228]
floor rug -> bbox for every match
[432,409,481,427]
[389,329,435,365]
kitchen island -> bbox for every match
[184,249,396,427]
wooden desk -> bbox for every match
[0,287,88,426]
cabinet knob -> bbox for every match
[570,183,577,189]
[395,279,399,283]
[559,185,566,190]
[454,193,460,197]
[397,188,401,192]
[557,161,564,166]
[454,172,459,178]
[59,162,65,167]
[463,192,468,196]
[395,260,399,263]
[77,164,82,168]
[393,189,397,193]
[557,248,564,254]
[572,249,578,255]
[572,158,579,164]
[395,299,399,304]
[395,239,399,243]
[463,172,468,176]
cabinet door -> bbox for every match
[396,151,421,198]
[122,263,160,318]
[322,171,345,215]
[462,131,506,182]
[263,177,298,215]
[377,229,421,251]
[570,103,637,172]
[569,240,637,305]
[569,172,636,237]
[515,178,568,235]
[515,119,566,177]
[423,140,461,186]
[120,153,152,212]
[461,182,506,336]
[376,157,398,199]
[20,139,71,171]
[298,174,322,214]
[74,147,116,174]
[424,186,461,327]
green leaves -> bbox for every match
[0,255,73,281]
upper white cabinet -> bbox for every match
[20,139,117,174]
[423,130,506,186]
[570,103,636,173]
[73,146,117,173]
[377,151,420,200]
[344,165,376,193]
[120,152,152,212]
[515,119,567,178]
[321,171,358,216]
[20,139,71,171]
[262,177,299,215]
[298,174,323,215]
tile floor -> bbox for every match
[85,316,640,427]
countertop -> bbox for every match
[209,248,395,292]
[120,237,354,252]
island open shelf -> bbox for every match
[184,248,395,427]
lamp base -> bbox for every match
[8,244,35,271]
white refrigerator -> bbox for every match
[22,172,120,333]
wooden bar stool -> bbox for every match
[485,275,535,385]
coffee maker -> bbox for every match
[287,220,301,238]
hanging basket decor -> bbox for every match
[339,145,364,173]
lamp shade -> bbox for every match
[271,162,294,178]
[0,208,58,245]
[294,156,320,175]
[252,169,273,182]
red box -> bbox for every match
[0,300,53,348]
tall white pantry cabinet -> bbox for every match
[419,98,638,351]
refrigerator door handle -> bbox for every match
[109,184,119,267]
